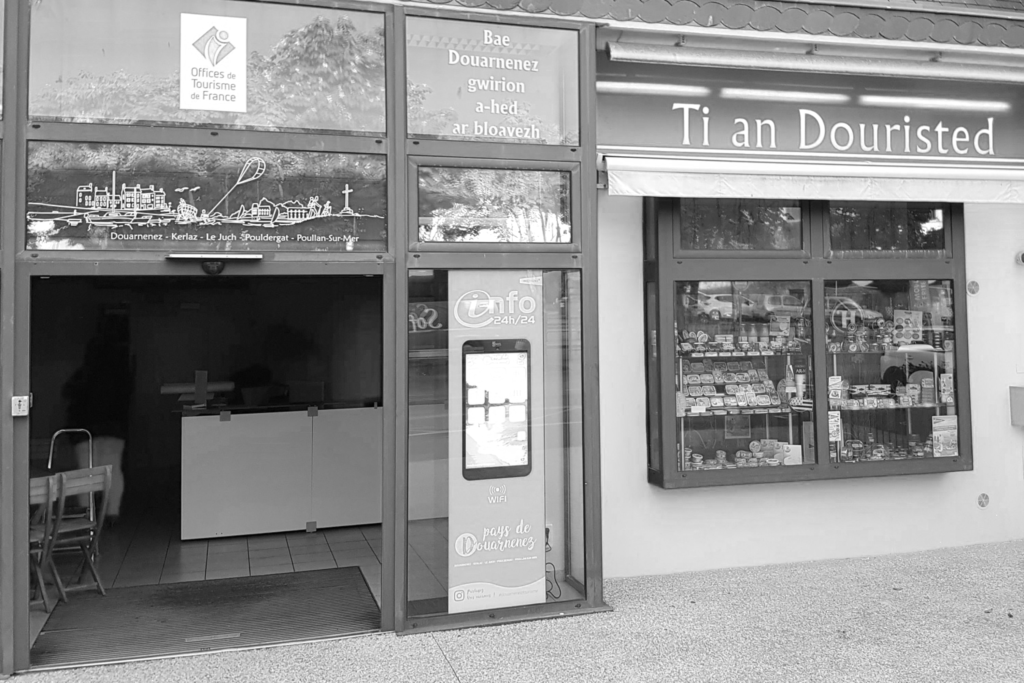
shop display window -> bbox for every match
[645,198,970,488]
[29,0,386,134]
[417,167,571,243]
[678,199,802,252]
[674,281,815,473]
[826,280,958,462]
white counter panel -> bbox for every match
[311,407,382,527]
[181,411,312,540]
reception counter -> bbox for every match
[180,406,383,540]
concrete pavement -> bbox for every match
[19,539,1023,682]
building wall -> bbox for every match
[598,192,1024,579]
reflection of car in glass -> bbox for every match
[699,294,757,320]
[761,294,806,318]
[825,296,883,324]
[679,293,703,317]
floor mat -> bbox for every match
[31,567,380,668]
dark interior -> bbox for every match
[30,275,383,504]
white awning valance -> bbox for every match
[605,156,1024,204]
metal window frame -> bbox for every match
[24,0,390,137]
[18,134,393,262]
[393,6,607,634]
[823,201,955,260]
[646,197,973,490]
[671,197,812,260]
[407,155,582,254]
[3,0,402,671]
[18,0,397,263]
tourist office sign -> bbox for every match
[406,17,580,145]
[180,13,247,113]
[597,58,1024,164]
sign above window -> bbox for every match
[26,143,387,252]
[407,17,579,146]
[598,57,1024,165]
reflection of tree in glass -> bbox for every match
[680,199,801,250]
[829,204,943,252]
[419,168,571,243]
[32,15,388,133]
[408,79,459,137]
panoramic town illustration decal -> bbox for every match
[28,155,385,251]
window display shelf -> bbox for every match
[827,349,945,356]
[680,407,807,417]
[832,404,952,411]
[838,456,950,463]
[678,351,799,359]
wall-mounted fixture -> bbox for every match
[1008,387,1024,426]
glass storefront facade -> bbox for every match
[8,0,1024,674]
[0,1,603,672]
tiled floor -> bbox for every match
[31,514,453,645]
[54,513,454,602]
[90,515,452,604]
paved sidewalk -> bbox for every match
[20,539,1023,683]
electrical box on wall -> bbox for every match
[1009,387,1024,426]
[11,396,29,417]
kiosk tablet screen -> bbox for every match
[462,339,532,479]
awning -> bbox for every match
[605,156,1024,203]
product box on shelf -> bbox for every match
[921,377,936,404]
[932,415,958,457]
[940,373,955,405]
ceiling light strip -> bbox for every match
[720,88,850,104]
[859,95,1011,112]
[596,81,711,97]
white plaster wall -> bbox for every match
[598,193,1024,579]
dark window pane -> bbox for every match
[27,142,386,251]
[406,17,579,145]
[678,199,801,251]
[825,280,958,462]
[673,280,815,472]
[30,1,385,134]
[829,203,945,255]
[418,167,571,243]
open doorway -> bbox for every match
[28,275,384,667]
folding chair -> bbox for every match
[29,475,61,611]
[52,466,112,598]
